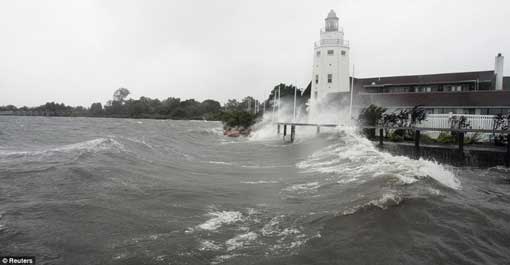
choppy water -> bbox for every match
[1,116,510,265]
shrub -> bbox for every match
[358,104,386,139]
[387,131,404,142]
[420,134,436,144]
[465,132,481,145]
[436,132,456,144]
[220,110,257,129]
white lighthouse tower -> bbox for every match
[310,10,350,120]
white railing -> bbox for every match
[320,27,344,33]
[417,114,496,130]
[314,39,349,48]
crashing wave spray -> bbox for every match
[251,92,354,140]
[298,126,460,190]
[250,94,459,191]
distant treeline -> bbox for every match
[0,84,309,126]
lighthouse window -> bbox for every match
[327,50,334,55]
[315,75,319,84]
[341,50,346,55]
[328,74,332,83]
[316,51,320,57]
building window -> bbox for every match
[316,51,320,57]
[438,108,458,114]
[464,84,475,91]
[327,50,334,55]
[327,74,332,83]
[489,108,501,115]
[416,86,432,92]
[445,108,457,114]
[390,87,409,93]
[487,108,510,115]
[315,75,319,84]
[462,108,475,115]
[341,50,346,55]
[445,85,462,92]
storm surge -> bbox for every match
[1,116,509,265]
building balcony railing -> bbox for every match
[320,27,343,33]
[314,39,349,48]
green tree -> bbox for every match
[89,102,103,116]
[224,99,241,111]
[113,88,130,102]
[220,110,257,129]
[158,97,181,116]
[200,99,221,113]
[358,104,387,139]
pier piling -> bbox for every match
[316,126,320,134]
[277,124,280,135]
[379,128,384,146]
[283,124,287,140]
[414,130,420,158]
[506,134,510,167]
[290,125,295,143]
[458,132,464,153]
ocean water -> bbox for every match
[1,116,510,265]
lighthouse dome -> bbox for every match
[327,10,338,19]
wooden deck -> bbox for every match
[275,122,338,142]
[276,122,338,127]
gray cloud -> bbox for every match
[1,0,509,107]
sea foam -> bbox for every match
[0,137,124,158]
[196,211,244,231]
[297,127,461,190]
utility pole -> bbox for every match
[277,85,281,123]
[293,84,297,122]
[349,64,355,125]
[272,92,275,123]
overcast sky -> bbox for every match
[1,0,509,107]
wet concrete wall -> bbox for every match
[378,143,509,168]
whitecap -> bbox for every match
[283,182,320,193]
[0,137,125,158]
[342,192,403,215]
[211,254,241,265]
[196,211,244,231]
[208,161,233,165]
[225,232,258,251]
[240,180,279,184]
[297,128,461,190]
[199,240,222,251]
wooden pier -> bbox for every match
[277,122,338,143]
